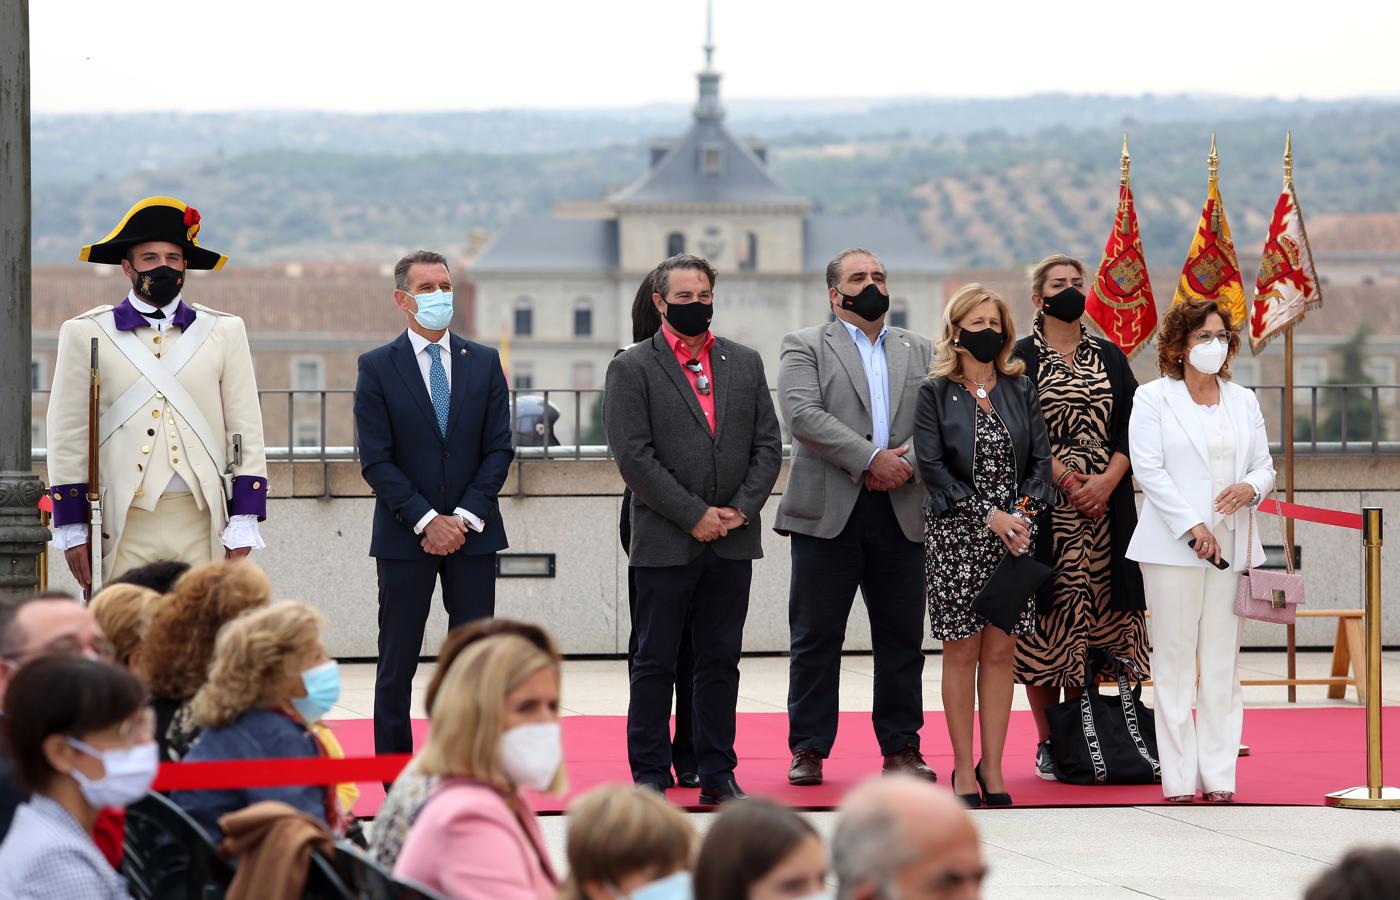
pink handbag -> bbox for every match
[1233,499,1305,625]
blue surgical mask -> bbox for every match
[292,659,340,723]
[409,289,454,330]
[621,871,692,900]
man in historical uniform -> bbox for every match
[47,196,268,590]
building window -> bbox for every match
[701,143,723,175]
[889,298,909,330]
[293,420,321,448]
[514,297,533,337]
[1296,357,1329,406]
[572,362,595,391]
[666,232,685,257]
[30,357,44,392]
[573,297,593,338]
[1231,357,1260,388]
[738,232,758,272]
[513,364,534,391]
[291,356,325,392]
[1364,358,1397,406]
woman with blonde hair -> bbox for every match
[914,283,1054,807]
[558,785,695,900]
[171,601,342,839]
[137,559,272,759]
[88,582,158,671]
[394,633,565,899]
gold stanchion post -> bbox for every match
[1326,507,1400,808]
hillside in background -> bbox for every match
[31,95,1400,267]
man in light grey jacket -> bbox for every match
[604,253,782,805]
[775,248,935,786]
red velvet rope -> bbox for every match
[151,754,412,791]
[1259,499,1364,531]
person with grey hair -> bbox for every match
[833,775,985,900]
[353,249,514,757]
[605,253,782,805]
[778,248,936,788]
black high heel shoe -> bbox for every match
[975,761,1012,807]
[951,769,982,809]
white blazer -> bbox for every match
[1126,376,1276,571]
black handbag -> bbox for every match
[970,551,1051,633]
[1045,650,1161,785]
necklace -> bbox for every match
[969,379,989,399]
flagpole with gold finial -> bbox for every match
[1118,134,1131,235]
[1207,133,1222,235]
[1282,131,1298,701]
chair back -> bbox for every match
[332,842,448,900]
[304,850,355,900]
[122,791,235,900]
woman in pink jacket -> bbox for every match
[394,633,565,899]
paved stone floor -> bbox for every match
[340,651,1400,899]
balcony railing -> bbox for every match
[29,384,1400,467]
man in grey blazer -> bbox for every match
[604,253,782,805]
[775,248,936,786]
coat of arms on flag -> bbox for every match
[1250,134,1322,354]
[1173,135,1247,330]
[1086,137,1156,357]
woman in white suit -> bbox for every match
[1127,299,1275,803]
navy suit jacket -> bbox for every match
[354,331,513,560]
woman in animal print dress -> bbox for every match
[1011,255,1149,782]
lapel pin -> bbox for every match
[460,348,468,355]
[720,354,726,360]
[900,339,911,348]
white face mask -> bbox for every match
[499,721,562,791]
[623,871,693,900]
[65,737,159,808]
[1188,339,1229,376]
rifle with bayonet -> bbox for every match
[87,338,103,600]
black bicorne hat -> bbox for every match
[80,196,227,270]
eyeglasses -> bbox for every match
[683,358,711,396]
[1190,330,1233,346]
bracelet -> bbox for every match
[1057,468,1079,492]
[983,507,999,528]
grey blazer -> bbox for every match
[604,330,782,567]
[774,321,933,542]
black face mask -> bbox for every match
[836,283,890,322]
[130,265,184,307]
[956,326,1004,364]
[663,300,713,338]
[1041,286,1086,323]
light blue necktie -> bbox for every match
[427,343,450,437]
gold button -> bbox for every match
[252,481,262,490]
[172,457,179,464]
[147,428,155,436]
[155,392,164,399]
[69,488,78,497]
[167,417,174,425]
[171,444,178,451]
[137,464,143,472]
[155,352,160,358]
[52,491,60,499]
[102,532,111,540]
[151,410,160,418]
[169,431,176,439]
[141,445,150,454]
[152,335,161,344]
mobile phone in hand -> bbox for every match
[1188,538,1230,570]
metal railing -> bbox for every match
[29,384,1400,464]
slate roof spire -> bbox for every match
[695,0,722,122]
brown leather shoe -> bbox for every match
[882,746,937,782]
[788,748,824,786]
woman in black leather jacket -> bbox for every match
[914,283,1054,807]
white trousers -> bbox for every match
[110,493,215,580]
[1141,561,1245,797]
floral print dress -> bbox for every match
[926,404,1039,640]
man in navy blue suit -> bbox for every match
[353,250,514,756]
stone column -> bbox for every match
[0,0,49,600]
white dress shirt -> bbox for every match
[53,290,265,552]
[404,329,486,537]
[839,318,903,473]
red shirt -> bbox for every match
[664,323,716,433]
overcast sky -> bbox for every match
[29,0,1400,114]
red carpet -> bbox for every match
[328,708,1398,818]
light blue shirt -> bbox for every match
[839,318,890,470]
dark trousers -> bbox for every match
[627,566,697,775]
[787,489,925,757]
[629,547,751,788]
[374,552,496,755]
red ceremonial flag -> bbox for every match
[1085,138,1157,357]
[1249,135,1322,354]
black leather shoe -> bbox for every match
[675,770,701,789]
[698,778,747,806]
[975,761,1012,807]
[788,748,824,786]
[636,781,668,795]
[882,746,937,782]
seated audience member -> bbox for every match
[1305,847,1400,900]
[394,634,564,899]
[0,593,115,839]
[0,656,155,899]
[370,618,557,869]
[694,797,826,900]
[172,601,340,840]
[89,584,158,671]
[559,784,695,900]
[137,560,271,759]
[108,558,191,595]
[833,775,985,900]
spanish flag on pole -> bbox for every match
[1086,136,1157,358]
[1173,134,1247,329]
[1249,133,1322,354]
